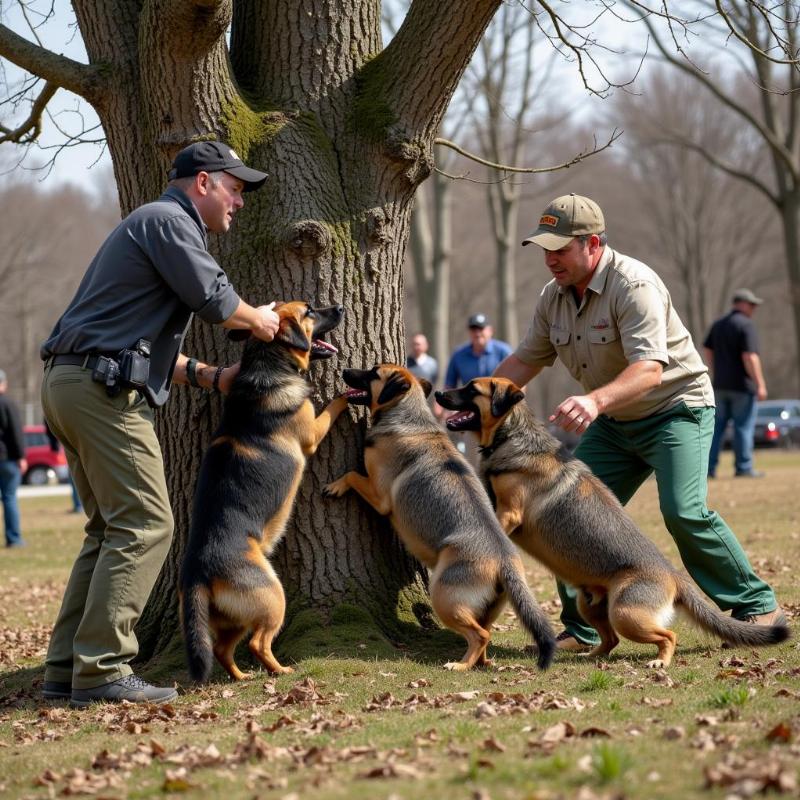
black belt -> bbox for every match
[49,353,116,369]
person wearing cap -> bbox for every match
[0,369,27,548]
[443,314,512,390]
[703,289,768,478]
[39,141,280,706]
[494,193,784,651]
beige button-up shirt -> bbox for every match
[516,247,714,421]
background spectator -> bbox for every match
[0,369,27,548]
[704,288,768,478]
[407,333,439,386]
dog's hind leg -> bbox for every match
[430,580,491,671]
[475,595,508,667]
[576,589,619,658]
[212,624,250,681]
[610,598,677,668]
[249,581,294,675]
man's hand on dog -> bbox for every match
[251,302,281,342]
[550,394,599,433]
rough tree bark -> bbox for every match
[0,0,503,665]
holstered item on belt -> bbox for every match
[49,339,151,398]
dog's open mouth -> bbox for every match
[446,410,478,431]
[310,339,338,359]
[345,388,370,404]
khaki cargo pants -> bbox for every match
[41,362,174,690]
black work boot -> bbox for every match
[42,681,72,700]
[70,674,178,708]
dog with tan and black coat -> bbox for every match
[180,302,347,683]
[323,364,556,671]
[436,377,790,668]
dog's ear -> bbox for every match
[227,329,252,342]
[418,378,433,398]
[490,381,525,418]
[276,318,311,352]
[377,371,412,405]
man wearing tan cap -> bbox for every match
[703,289,768,478]
[494,193,784,651]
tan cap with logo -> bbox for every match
[522,193,605,250]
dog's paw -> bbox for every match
[646,659,667,670]
[443,661,470,672]
[272,665,295,675]
[323,477,349,498]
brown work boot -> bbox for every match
[555,630,594,652]
[740,607,788,627]
[722,607,788,648]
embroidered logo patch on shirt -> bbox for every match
[591,318,610,330]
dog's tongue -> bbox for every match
[312,339,337,354]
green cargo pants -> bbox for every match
[559,403,777,645]
[41,362,174,689]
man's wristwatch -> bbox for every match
[213,365,225,392]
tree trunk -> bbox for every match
[50,0,504,668]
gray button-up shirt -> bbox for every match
[515,247,714,420]
[41,186,240,406]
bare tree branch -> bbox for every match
[649,133,779,205]
[0,79,56,143]
[433,128,622,176]
[629,6,799,177]
[0,22,107,104]
[714,0,800,65]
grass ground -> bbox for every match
[1,450,798,800]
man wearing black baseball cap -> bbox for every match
[39,140,278,707]
[169,141,269,192]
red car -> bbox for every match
[23,425,70,485]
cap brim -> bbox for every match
[521,231,575,250]
[224,165,269,192]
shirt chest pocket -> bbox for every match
[588,329,619,345]
[549,330,571,347]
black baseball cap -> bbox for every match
[168,141,268,192]
[468,313,489,329]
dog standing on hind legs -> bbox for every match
[180,302,347,682]
[323,364,556,671]
[436,377,790,668]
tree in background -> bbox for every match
[612,70,782,343]
[0,177,119,419]
[628,0,800,388]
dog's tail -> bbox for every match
[180,582,214,683]
[675,575,790,647]
[500,557,556,669]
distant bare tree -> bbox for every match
[613,70,782,342]
[0,177,119,414]
[627,0,800,385]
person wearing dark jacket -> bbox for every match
[0,369,27,548]
[40,141,279,707]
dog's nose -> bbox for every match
[334,304,344,315]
